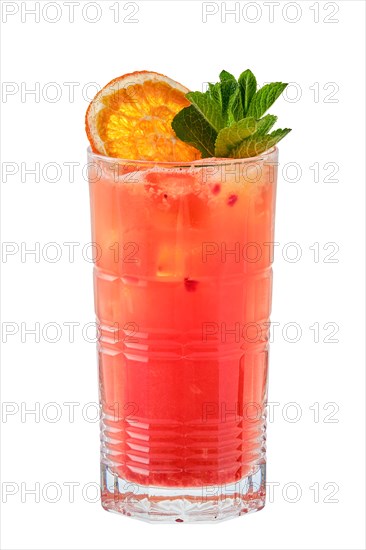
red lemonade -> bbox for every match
[89,150,277,493]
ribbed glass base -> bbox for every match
[101,464,266,523]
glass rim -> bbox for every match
[87,146,278,168]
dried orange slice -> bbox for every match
[85,70,201,162]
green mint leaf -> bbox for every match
[215,117,257,157]
[219,70,236,82]
[231,128,292,158]
[186,91,226,132]
[255,114,278,135]
[238,69,257,115]
[171,105,217,158]
[227,87,244,123]
[219,72,237,119]
[247,82,287,120]
[208,82,222,106]
[171,70,291,159]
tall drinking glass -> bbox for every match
[87,146,278,522]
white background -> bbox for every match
[1,1,365,549]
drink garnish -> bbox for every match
[172,69,291,158]
[85,71,200,162]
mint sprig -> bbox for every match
[171,69,291,159]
